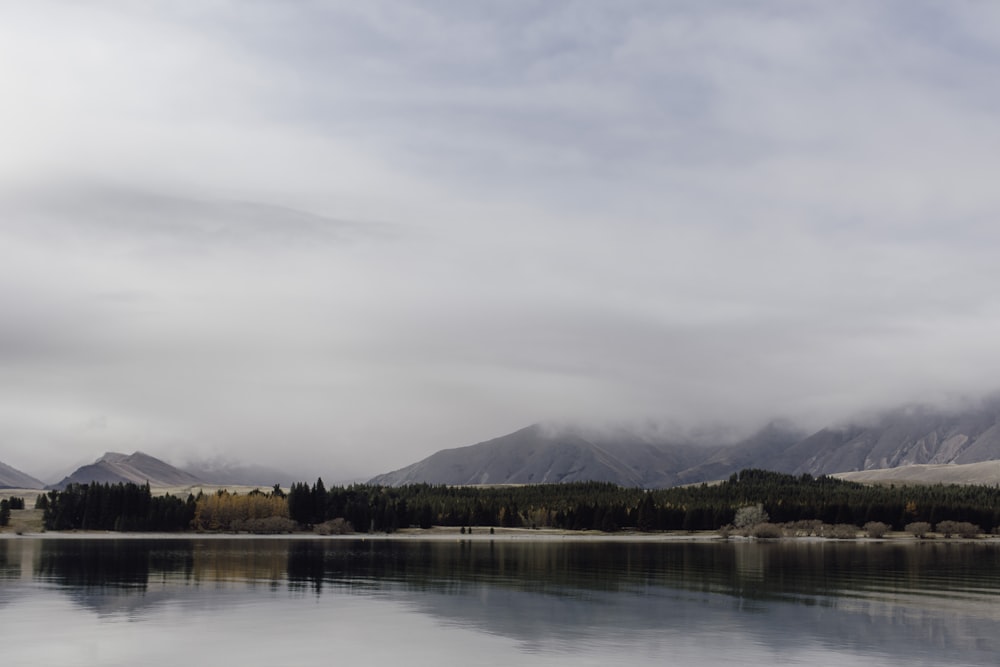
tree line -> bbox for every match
[286,469,1000,533]
[31,470,1000,534]
[38,483,195,531]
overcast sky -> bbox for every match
[3,1,1000,481]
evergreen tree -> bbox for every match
[312,478,327,524]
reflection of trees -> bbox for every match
[36,540,153,591]
[188,539,287,585]
[32,539,295,591]
[8,537,999,661]
[281,540,749,596]
[17,537,1000,610]
[733,541,766,583]
[0,540,20,581]
[284,539,1000,609]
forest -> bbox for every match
[31,469,1000,534]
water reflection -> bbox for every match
[6,537,1000,602]
[1,537,998,665]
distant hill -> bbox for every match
[52,452,203,489]
[370,399,1000,488]
[0,460,45,489]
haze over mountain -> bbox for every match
[179,458,298,487]
[370,399,1000,488]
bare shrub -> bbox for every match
[750,522,783,539]
[935,520,958,538]
[783,520,824,537]
[314,518,354,535]
[905,521,931,539]
[935,520,982,539]
[816,523,857,539]
[864,521,890,538]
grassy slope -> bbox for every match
[834,460,1000,486]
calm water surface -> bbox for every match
[1,537,998,666]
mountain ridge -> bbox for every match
[0,460,45,489]
[368,421,804,488]
[370,399,1000,488]
[6,398,1000,492]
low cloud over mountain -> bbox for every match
[371,399,1000,488]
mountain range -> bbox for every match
[369,399,1000,487]
[0,451,302,490]
[3,399,1000,491]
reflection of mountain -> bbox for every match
[6,538,1000,663]
[390,564,1000,659]
[306,541,1000,661]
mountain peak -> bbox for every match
[53,451,203,489]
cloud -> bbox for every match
[1,2,999,480]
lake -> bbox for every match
[1,536,998,666]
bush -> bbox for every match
[864,521,890,538]
[314,518,354,535]
[230,517,298,534]
[750,523,783,538]
[783,520,824,536]
[905,521,931,539]
[734,504,769,529]
[935,520,981,539]
[822,524,858,540]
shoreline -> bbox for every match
[3,526,999,543]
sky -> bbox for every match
[3,1,1000,482]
